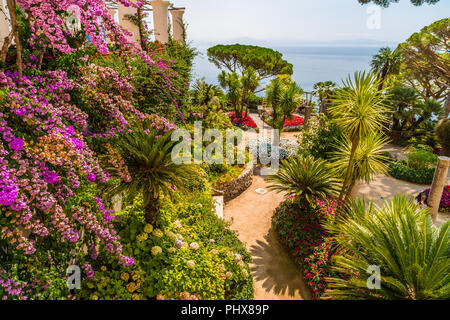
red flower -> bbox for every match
[227,112,257,128]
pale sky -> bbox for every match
[166,0,450,44]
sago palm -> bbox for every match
[191,78,223,106]
[265,155,340,208]
[330,132,390,201]
[106,122,198,223]
[329,71,388,203]
[324,195,450,300]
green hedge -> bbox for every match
[388,160,435,185]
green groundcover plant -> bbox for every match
[78,182,253,300]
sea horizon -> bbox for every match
[191,41,395,93]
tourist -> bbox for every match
[415,192,429,210]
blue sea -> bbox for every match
[191,45,383,93]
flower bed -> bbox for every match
[422,185,450,212]
[261,111,304,131]
[227,112,258,130]
[272,198,338,299]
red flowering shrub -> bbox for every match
[422,185,450,211]
[284,115,304,127]
[227,112,257,129]
[272,198,337,299]
[261,110,304,129]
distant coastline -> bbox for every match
[191,42,393,92]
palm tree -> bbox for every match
[370,47,401,91]
[278,82,304,129]
[240,67,260,117]
[265,155,341,208]
[329,71,388,203]
[330,132,390,201]
[265,78,303,143]
[313,81,337,115]
[265,77,284,128]
[218,71,243,117]
[324,195,450,300]
[191,78,223,106]
[106,121,198,223]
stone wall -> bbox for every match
[213,164,254,203]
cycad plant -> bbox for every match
[106,121,198,223]
[329,71,388,203]
[324,195,450,300]
[265,155,340,208]
[330,132,389,201]
[191,78,223,106]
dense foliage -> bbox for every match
[357,0,440,7]
[207,44,293,79]
[78,186,253,300]
[325,196,450,300]
[388,160,436,184]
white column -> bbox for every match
[0,0,10,47]
[118,2,140,43]
[150,0,171,43]
[170,9,185,43]
[428,156,450,221]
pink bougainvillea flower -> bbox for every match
[9,137,24,151]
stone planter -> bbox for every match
[213,164,254,203]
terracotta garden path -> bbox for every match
[223,113,449,300]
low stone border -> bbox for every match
[213,163,254,203]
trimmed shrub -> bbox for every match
[388,160,435,185]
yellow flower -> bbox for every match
[137,232,148,242]
[127,282,137,293]
[144,224,154,234]
[92,295,98,300]
[152,229,163,238]
[121,272,130,281]
[132,294,140,300]
[186,260,195,269]
[132,273,139,281]
[101,266,107,272]
[151,246,162,256]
